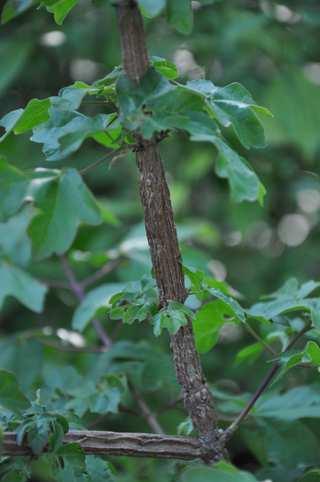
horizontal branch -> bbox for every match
[2,430,202,460]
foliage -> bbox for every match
[0,1,320,482]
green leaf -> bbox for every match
[86,456,114,482]
[184,266,232,297]
[193,300,236,353]
[28,168,102,259]
[152,300,192,336]
[13,98,51,134]
[72,283,124,331]
[263,69,320,160]
[88,374,126,415]
[0,109,24,142]
[55,443,86,482]
[167,0,193,35]
[0,339,43,390]
[0,158,29,221]
[1,472,27,482]
[0,40,31,94]
[0,260,47,312]
[273,351,304,384]
[0,206,35,266]
[235,342,263,364]
[187,80,271,148]
[1,0,35,24]
[43,0,78,25]
[243,420,320,472]
[151,56,179,80]
[177,417,194,436]
[0,370,30,413]
[138,0,165,17]
[305,341,320,365]
[300,470,320,482]
[31,111,115,161]
[16,409,68,455]
[116,68,173,137]
[248,278,320,322]
[181,461,258,482]
[177,111,265,204]
[265,278,320,299]
[65,374,126,417]
[255,385,320,420]
[214,139,266,204]
[1,84,120,161]
[209,287,246,322]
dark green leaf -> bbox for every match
[167,0,193,34]
[300,469,320,482]
[181,461,258,482]
[43,0,78,25]
[0,206,35,266]
[0,158,29,221]
[0,260,47,312]
[152,300,192,336]
[86,456,114,482]
[31,111,115,161]
[28,168,102,259]
[0,370,30,413]
[55,443,86,482]
[255,385,320,420]
[187,79,271,148]
[177,110,265,203]
[0,40,31,93]
[1,0,35,24]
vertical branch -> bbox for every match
[116,0,223,461]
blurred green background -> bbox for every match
[1,1,320,481]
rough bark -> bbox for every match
[1,431,201,460]
[116,0,223,461]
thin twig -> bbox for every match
[60,255,85,299]
[129,382,164,434]
[41,279,71,290]
[81,259,121,289]
[60,255,112,348]
[80,148,128,175]
[225,322,312,438]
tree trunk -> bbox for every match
[116,0,223,461]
